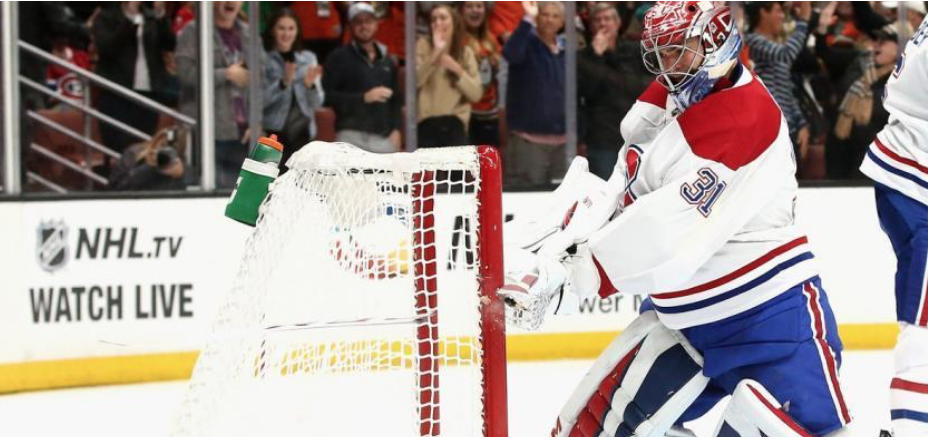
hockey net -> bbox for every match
[172,143,507,437]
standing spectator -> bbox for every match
[18,2,93,168]
[177,1,261,189]
[324,3,402,153]
[290,1,343,63]
[830,23,904,179]
[813,1,891,179]
[503,1,566,188]
[93,2,176,159]
[46,42,92,108]
[262,8,324,170]
[813,2,865,152]
[460,1,503,147]
[578,3,651,180]
[745,1,813,161]
[415,4,482,148]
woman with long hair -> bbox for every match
[262,7,324,170]
[460,1,503,147]
[415,4,482,148]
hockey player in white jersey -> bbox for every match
[859,16,928,437]
[500,2,858,436]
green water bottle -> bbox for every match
[224,135,284,226]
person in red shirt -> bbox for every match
[46,41,92,108]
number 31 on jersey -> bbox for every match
[680,168,726,217]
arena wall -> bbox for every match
[0,187,898,393]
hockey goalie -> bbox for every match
[500,2,860,436]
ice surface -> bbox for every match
[0,351,894,436]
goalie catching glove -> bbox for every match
[499,245,602,330]
[499,157,620,330]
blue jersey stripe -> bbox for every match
[652,252,814,314]
[891,409,928,422]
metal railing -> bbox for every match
[17,40,197,193]
[1,2,19,195]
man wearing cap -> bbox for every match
[323,2,403,153]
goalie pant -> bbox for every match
[859,15,928,435]
[640,277,850,436]
[579,66,851,434]
[558,278,850,437]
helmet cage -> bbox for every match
[642,30,705,93]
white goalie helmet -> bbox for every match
[640,1,743,111]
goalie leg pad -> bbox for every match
[553,311,709,437]
[713,380,816,437]
[891,324,928,436]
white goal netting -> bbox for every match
[172,143,506,437]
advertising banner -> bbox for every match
[0,187,900,391]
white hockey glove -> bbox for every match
[500,244,603,331]
[499,248,569,331]
[500,158,618,330]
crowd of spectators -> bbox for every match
[18,1,928,193]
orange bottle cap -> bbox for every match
[259,134,284,151]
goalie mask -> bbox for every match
[641,1,743,111]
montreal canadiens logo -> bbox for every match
[58,73,85,101]
[36,220,69,272]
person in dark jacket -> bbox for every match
[323,3,402,153]
[578,3,651,180]
[92,2,176,160]
[829,24,902,179]
[503,1,566,189]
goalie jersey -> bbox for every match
[860,15,928,206]
[590,66,820,329]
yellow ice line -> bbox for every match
[0,323,898,394]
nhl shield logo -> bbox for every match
[36,220,69,272]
